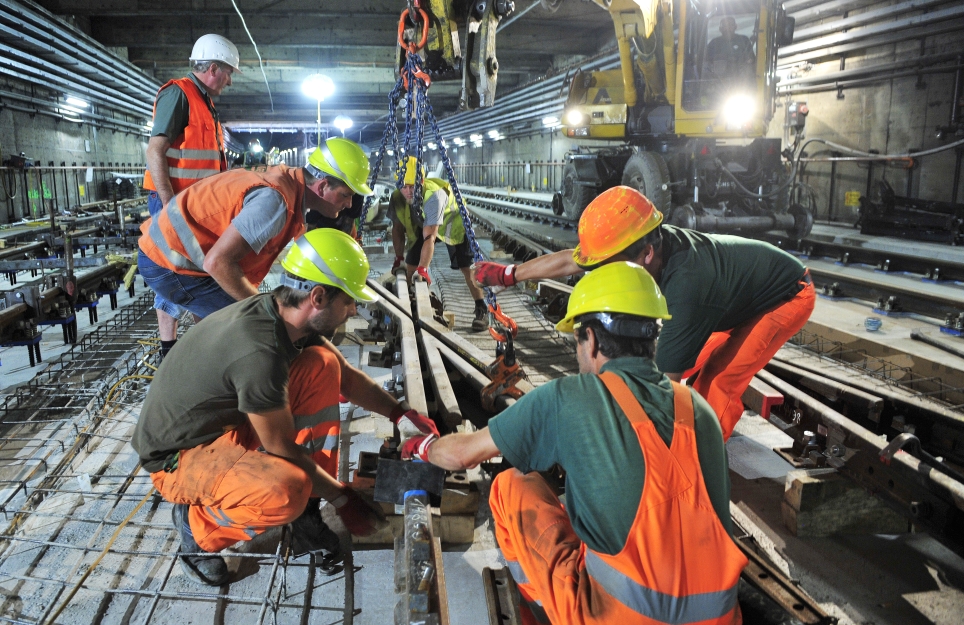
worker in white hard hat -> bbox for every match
[143,33,241,358]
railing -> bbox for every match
[0,164,146,224]
[451,161,566,193]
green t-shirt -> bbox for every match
[488,357,731,555]
[151,74,220,140]
[654,225,806,374]
[132,294,301,472]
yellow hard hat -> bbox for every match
[572,186,663,268]
[555,261,670,333]
[306,138,374,196]
[280,229,378,303]
[399,156,425,186]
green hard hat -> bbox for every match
[306,137,374,196]
[280,228,378,303]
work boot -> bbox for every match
[472,305,488,332]
[289,499,344,575]
[172,503,230,586]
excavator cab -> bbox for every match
[558,0,809,239]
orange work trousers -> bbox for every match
[491,469,607,625]
[150,345,343,553]
[684,279,815,440]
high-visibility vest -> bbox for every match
[587,372,747,625]
[143,77,226,194]
[138,165,307,285]
[395,178,466,247]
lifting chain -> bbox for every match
[360,10,517,342]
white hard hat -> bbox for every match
[190,34,242,73]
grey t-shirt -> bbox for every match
[387,188,447,231]
[232,187,290,253]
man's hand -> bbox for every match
[401,434,437,462]
[414,266,432,284]
[391,256,404,273]
[331,487,386,537]
[389,404,440,436]
[474,262,517,288]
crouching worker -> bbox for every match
[388,156,488,331]
[402,262,747,624]
[131,229,439,586]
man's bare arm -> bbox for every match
[247,406,343,500]
[515,249,582,281]
[427,427,500,471]
[391,221,406,260]
[201,224,260,301]
[417,225,440,269]
[146,136,176,206]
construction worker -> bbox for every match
[402,261,745,624]
[388,156,488,331]
[132,229,440,586]
[143,33,239,358]
[473,186,815,440]
[137,137,372,328]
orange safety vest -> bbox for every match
[139,165,307,285]
[588,372,747,624]
[143,77,226,194]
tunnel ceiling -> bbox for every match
[32,0,615,141]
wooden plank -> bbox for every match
[742,375,784,419]
[783,468,909,537]
[414,282,463,428]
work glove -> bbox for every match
[414,266,432,284]
[474,262,517,288]
[331,487,386,537]
[389,403,440,437]
[391,256,404,273]
[401,434,438,462]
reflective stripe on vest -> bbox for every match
[147,210,203,272]
[396,178,465,247]
[585,551,739,624]
[143,76,224,194]
[506,561,551,624]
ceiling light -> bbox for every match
[487,129,500,138]
[333,115,353,133]
[542,116,559,127]
[65,96,88,108]
[301,74,335,101]
[469,133,483,142]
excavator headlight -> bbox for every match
[565,109,586,127]
[722,94,756,130]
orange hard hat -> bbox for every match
[572,186,663,267]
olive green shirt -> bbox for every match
[488,357,731,555]
[655,225,806,374]
[151,74,220,140]
[132,294,300,473]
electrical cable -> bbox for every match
[230,0,274,112]
[801,135,964,160]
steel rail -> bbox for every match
[757,368,964,559]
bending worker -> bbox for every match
[401,261,745,625]
[388,157,488,331]
[143,33,239,357]
[132,229,440,586]
[138,137,371,327]
[474,186,815,440]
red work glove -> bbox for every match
[391,256,404,273]
[401,434,437,462]
[331,487,386,537]
[389,404,440,436]
[414,266,432,284]
[474,262,517,288]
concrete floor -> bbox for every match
[0,222,962,623]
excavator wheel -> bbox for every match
[621,151,671,215]
[561,162,596,220]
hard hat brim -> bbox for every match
[348,180,374,197]
[350,283,379,303]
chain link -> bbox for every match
[360,50,498,309]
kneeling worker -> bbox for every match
[401,262,745,625]
[138,137,372,357]
[474,186,815,440]
[132,229,439,586]
[388,157,488,331]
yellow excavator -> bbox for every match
[557,0,811,238]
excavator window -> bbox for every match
[681,2,760,112]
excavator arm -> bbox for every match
[396,0,516,110]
